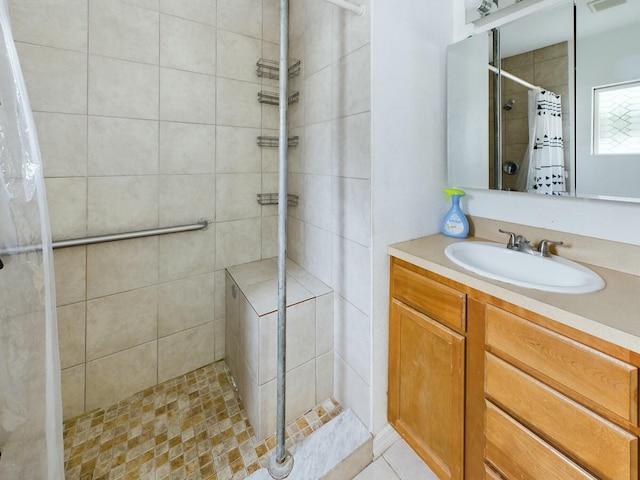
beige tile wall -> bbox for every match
[287,0,373,428]
[501,42,569,192]
[9,0,282,418]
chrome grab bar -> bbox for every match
[0,220,209,257]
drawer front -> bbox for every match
[485,401,597,480]
[392,263,466,332]
[486,305,638,423]
[486,353,638,480]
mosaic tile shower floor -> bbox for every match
[63,361,343,480]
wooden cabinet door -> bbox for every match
[389,299,466,480]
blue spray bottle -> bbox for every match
[442,188,469,238]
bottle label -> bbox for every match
[445,214,464,234]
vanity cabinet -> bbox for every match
[388,260,466,480]
[388,255,640,480]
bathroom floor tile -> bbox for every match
[63,360,342,480]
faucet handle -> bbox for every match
[498,229,518,249]
[538,239,563,257]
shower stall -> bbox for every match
[1,0,374,477]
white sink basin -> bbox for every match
[444,241,605,294]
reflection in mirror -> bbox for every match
[449,0,640,202]
[448,1,574,195]
[575,0,640,201]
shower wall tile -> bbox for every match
[502,63,534,95]
[316,293,334,356]
[33,112,87,178]
[86,287,158,361]
[214,318,225,360]
[216,78,262,128]
[159,122,216,175]
[61,364,85,420]
[534,41,567,63]
[258,360,317,437]
[215,218,262,270]
[262,0,280,45]
[332,45,370,119]
[260,129,279,173]
[286,217,333,287]
[332,0,370,61]
[334,353,370,430]
[304,0,333,76]
[217,0,263,39]
[57,302,86,369]
[295,121,331,175]
[217,29,262,83]
[304,66,333,125]
[16,43,87,114]
[331,177,371,247]
[88,0,160,64]
[331,112,371,179]
[160,14,216,75]
[501,51,533,70]
[216,173,262,222]
[331,236,370,316]
[158,273,215,337]
[261,215,278,259]
[45,177,87,239]
[157,322,215,382]
[159,68,216,124]
[216,126,262,173]
[215,270,227,320]
[86,237,159,299]
[316,350,334,404]
[88,55,159,119]
[289,173,332,231]
[88,117,159,176]
[124,0,159,11]
[534,56,568,90]
[86,341,157,410]
[158,174,216,227]
[159,0,216,25]
[262,103,281,130]
[53,247,87,306]
[8,0,88,52]
[158,227,216,282]
[87,176,159,236]
[334,294,371,384]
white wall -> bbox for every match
[370,0,453,434]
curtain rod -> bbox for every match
[324,0,365,16]
[0,220,209,256]
[488,64,542,91]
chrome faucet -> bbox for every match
[499,229,563,257]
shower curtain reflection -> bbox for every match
[525,90,566,195]
[0,0,64,477]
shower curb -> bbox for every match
[247,409,373,480]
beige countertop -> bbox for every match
[389,234,640,354]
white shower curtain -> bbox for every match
[0,0,64,477]
[525,90,566,195]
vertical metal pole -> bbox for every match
[268,0,294,477]
[492,28,503,191]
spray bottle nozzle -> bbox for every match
[444,188,466,200]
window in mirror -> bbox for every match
[593,80,640,155]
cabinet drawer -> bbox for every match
[484,464,503,480]
[486,305,638,423]
[392,263,466,332]
[485,401,597,480]
[486,353,638,480]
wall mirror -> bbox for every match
[448,0,640,202]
